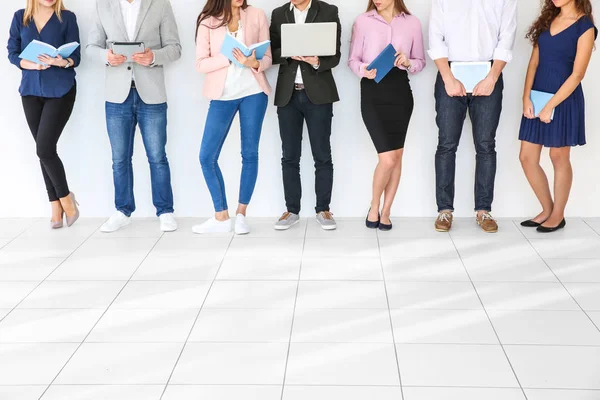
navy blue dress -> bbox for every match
[519,16,597,148]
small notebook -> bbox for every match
[450,61,491,93]
[530,90,556,120]
[366,44,397,83]
[221,34,270,68]
[19,40,79,65]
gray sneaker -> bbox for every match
[316,211,337,230]
[274,212,300,231]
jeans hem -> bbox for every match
[156,209,175,217]
[117,209,133,218]
[315,207,331,214]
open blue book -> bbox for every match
[530,90,556,120]
[220,34,270,68]
[450,62,491,93]
[19,40,79,65]
[367,44,396,84]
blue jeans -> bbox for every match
[434,72,503,212]
[105,88,174,217]
[200,92,268,212]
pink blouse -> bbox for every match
[348,10,426,78]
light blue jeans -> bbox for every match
[200,92,268,212]
[105,88,174,217]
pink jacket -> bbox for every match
[196,6,272,100]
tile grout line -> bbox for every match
[449,220,529,400]
[37,229,166,400]
[0,223,104,326]
[518,223,600,335]
[376,228,406,399]
[582,219,600,237]
[157,231,235,400]
[279,218,309,400]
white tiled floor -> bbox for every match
[0,217,599,399]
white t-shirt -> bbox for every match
[219,22,264,101]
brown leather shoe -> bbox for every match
[477,212,498,233]
[435,211,453,232]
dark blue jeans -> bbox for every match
[200,92,268,212]
[434,73,503,212]
[105,88,174,217]
[277,90,334,215]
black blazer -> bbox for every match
[270,0,342,107]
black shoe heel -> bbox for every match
[536,219,566,233]
[366,208,380,229]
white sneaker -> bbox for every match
[159,213,178,232]
[192,217,232,234]
[100,211,131,233]
[235,214,250,235]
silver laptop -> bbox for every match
[281,22,337,57]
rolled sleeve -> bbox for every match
[493,0,517,63]
[428,0,449,60]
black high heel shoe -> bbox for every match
[366,208,380,229]
[521,219,546,228]
[536,219,566,233]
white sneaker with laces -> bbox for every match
[100,211,131,233]
[159,213,178,232]
[192,217,232,234]
[235,214,250,235]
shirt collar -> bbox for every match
[367,9,406,19]
[290,0,312,13]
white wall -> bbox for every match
[1,0,599,218]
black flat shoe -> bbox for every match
[366,208,380,229]
[536,219,566,233]
[378,221,392,231]
[521,219,545,228]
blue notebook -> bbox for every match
[19,40,79,65]
[367,44,397,83]
[530,90,556,120]
[450,62,491,93]
[220,34,270,68]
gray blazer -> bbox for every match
[86,0,182,104]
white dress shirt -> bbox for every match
[428,0,517,63]
[120,0,141,41]
[220,23,264,101]
[291,0,317,84]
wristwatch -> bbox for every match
[64,59,73,69]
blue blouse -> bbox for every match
[7,9,80,98]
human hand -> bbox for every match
[233,48,260,69]
[37,54,68,67]
[394,52,410,68]
[20,59,50,70]
[107,49,127,66]
[444,77,467,97]
[291,56,320,67]
[361,65,377,80]
[523,97,535,119]
[538,106,553,124]
[132,48,154,66]
[472,75,496,96]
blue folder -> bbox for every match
[530,90,556,120]
[220,34,270,68]
[19,40,79,65]
[367,44,397,83]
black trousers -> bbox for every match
[277,90,333,214]
[22,85,76,202]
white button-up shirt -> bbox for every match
[119,0,141,41]
[428,0,517,63]
[291,0,313,84]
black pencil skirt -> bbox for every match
[360,68,414,153]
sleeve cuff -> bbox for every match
[492,48,513,63]
[427,47,449,61]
